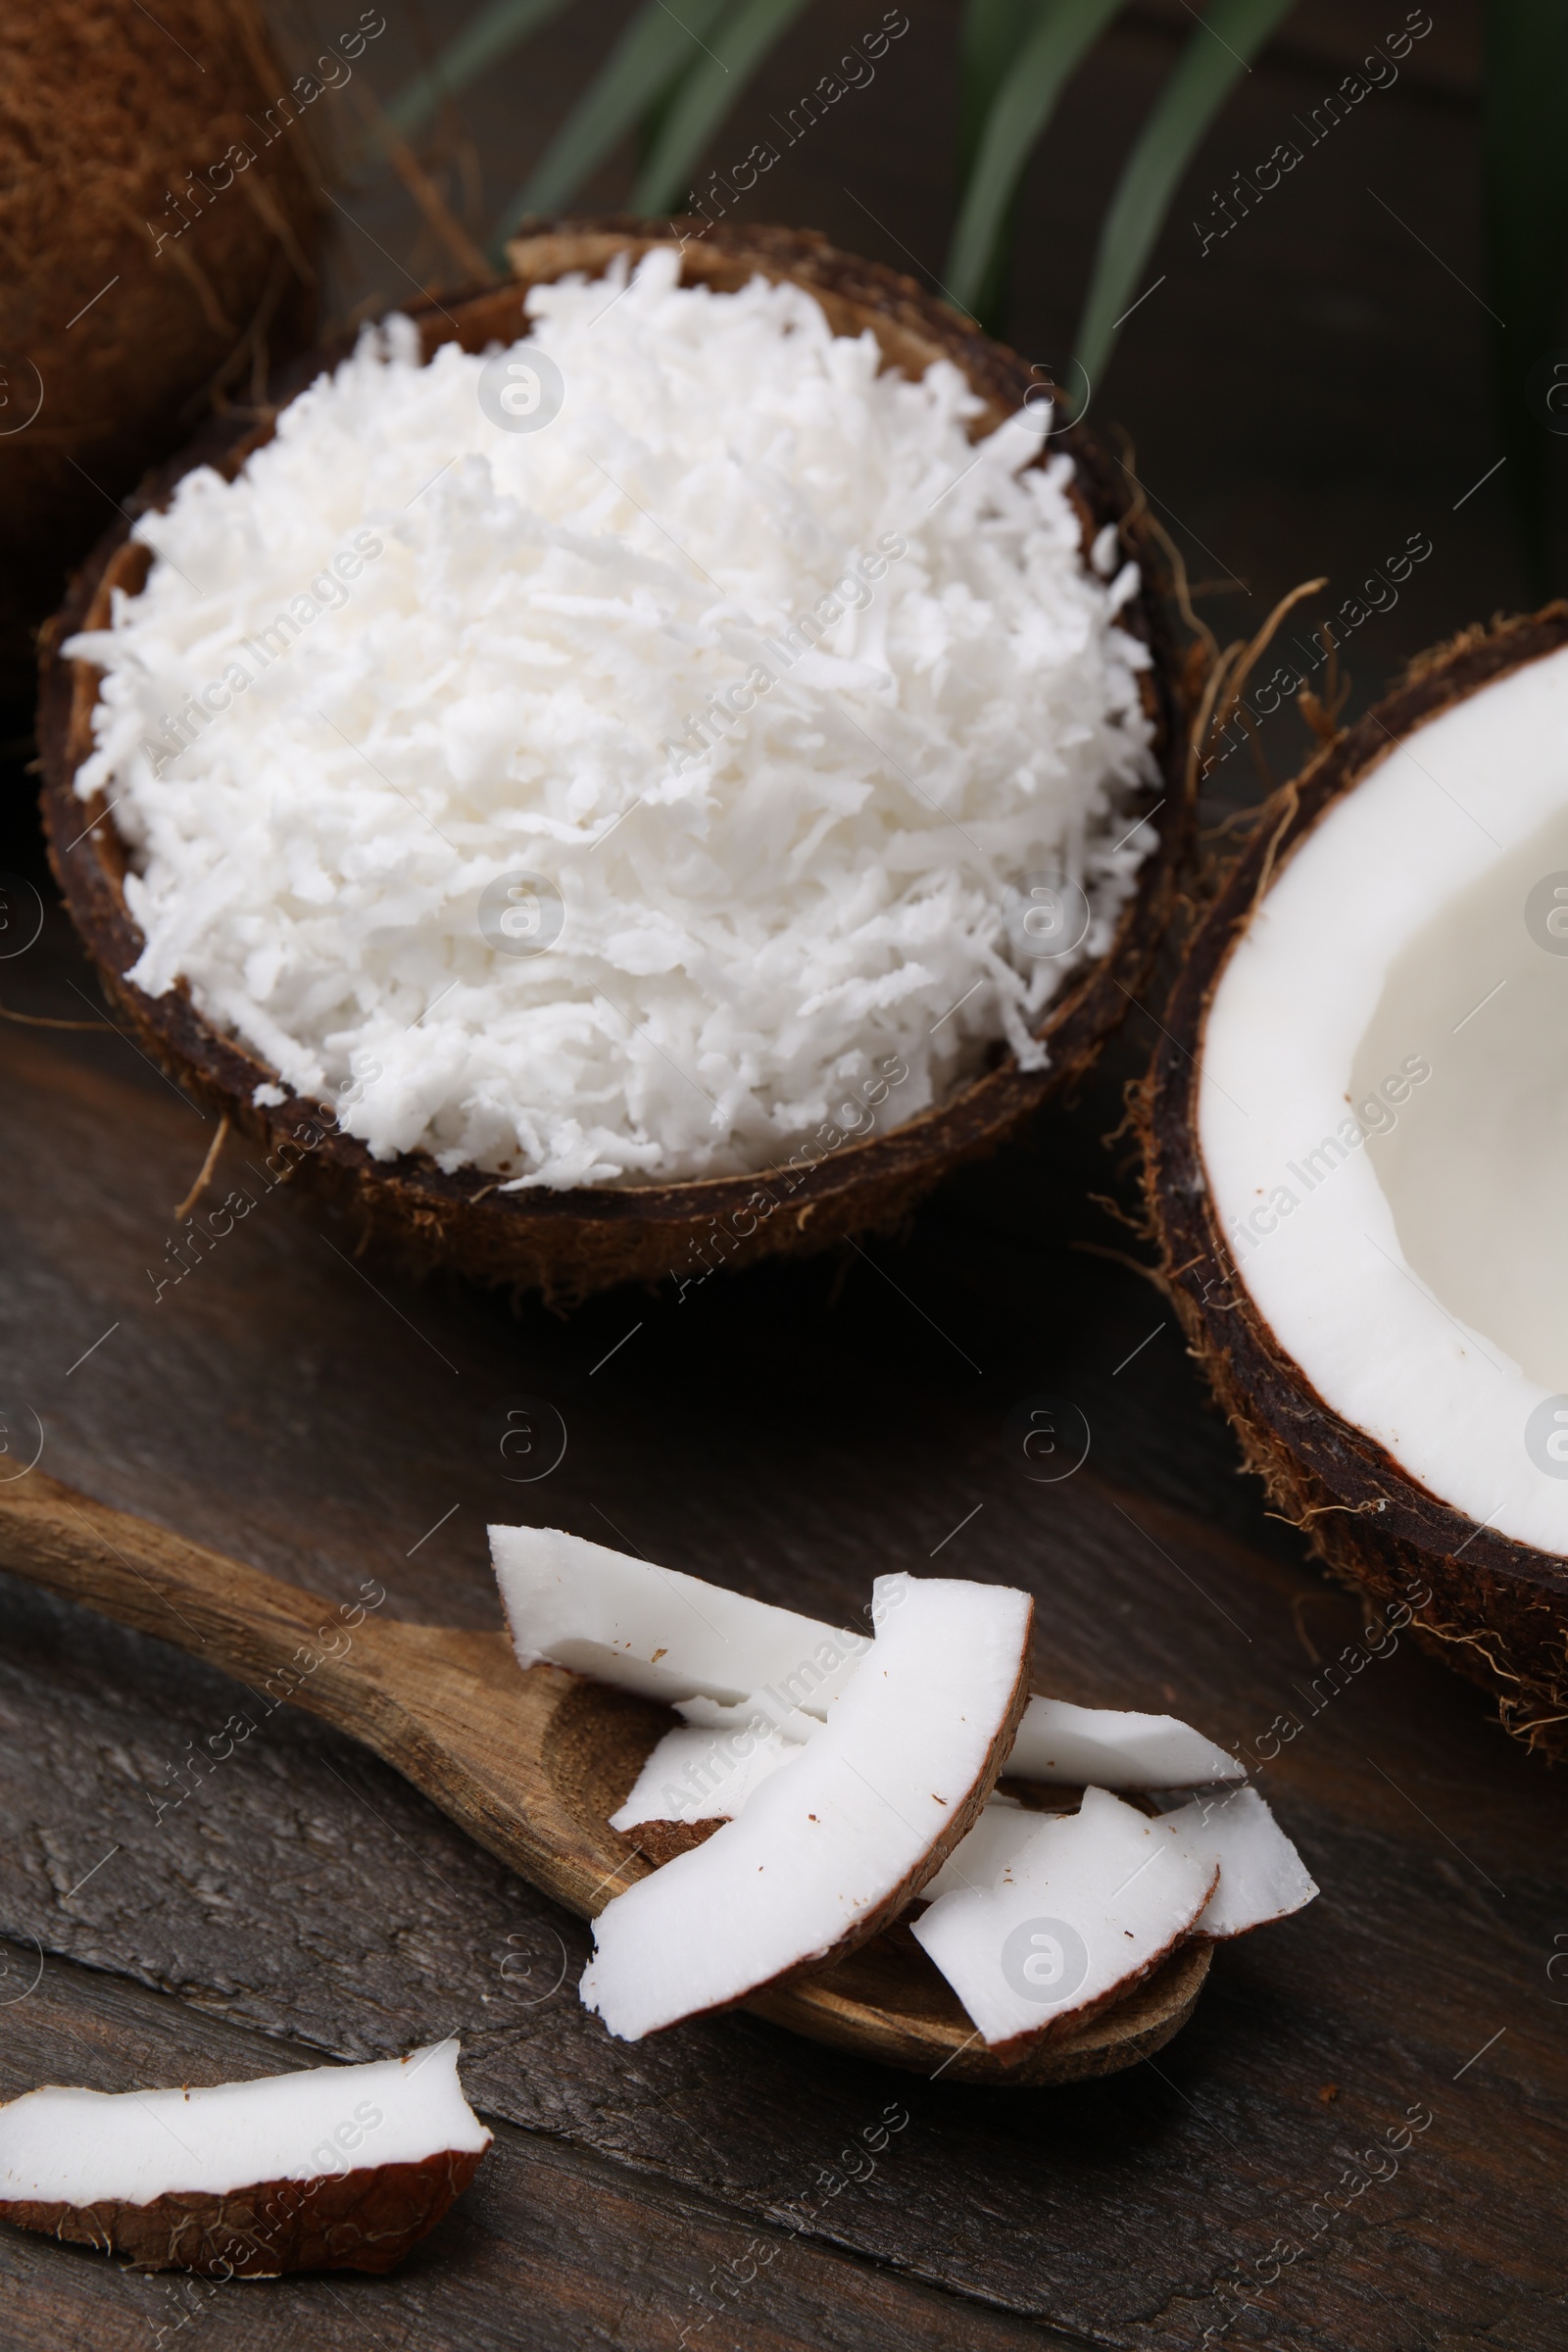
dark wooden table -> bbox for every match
[1,892,1564,2352]
[5,2,1565,2344]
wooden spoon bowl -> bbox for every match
[36,219,1190,1305]
[0,1470,1209,2084]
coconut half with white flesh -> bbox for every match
[0,2042,490,2276]
[1144,609,1568,1755]
[580,1574,1033,2040]
[911,1787,1218,2052]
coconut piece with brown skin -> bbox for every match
[1,0,326,696]
[611,1718,805,1861]
[492,1520,870,1715]
[609,1697,1243,1867]
[910,1786,1218,2053]
[580,1574,1033,2041]
[0,2040,490,2276]
[921,1780,1316,1936]
[1142,607,1568,1756]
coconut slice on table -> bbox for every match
[910,1787,1217,2053]
[1153,1786,1318,1937]
[579,1574,1033,2040]
[1143,609,1568,1753]
[0,2041,490,2276]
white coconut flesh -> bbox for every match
[67,251,1159,1191]
[918,1791,1049,1899]
[490,1521,867,1714]
[674,1690,826,1741]
[612,1719,803,1833]
[910,1787,1218,2049]
[923,1781,1313,1938]
[492,1521,1237,1784]
[1200,643,1568,1552]
[0,2042,489,2209]
[1152,1786,1318,1937]
[579,1575,1032,2040]
[1005,1694,1241,1788]
[615,1692,1243,1839]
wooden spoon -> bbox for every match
[0,1471,1209,2084]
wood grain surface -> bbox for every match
[0,903,1564,2351]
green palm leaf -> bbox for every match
[1482,0,1568,592]
[492,0,735,248]
[1072,0,1298,392]
[948,0,1129,321]
[958,0,1038,172]
[630,0,818,216]
[956,0,1040,324]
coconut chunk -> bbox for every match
[0,2041,490,2276]
[921,1782,1315,1933]
[910,1787,1217,2051]
[917,1792,1040,1900]
[1155,1785,1318,1937]
[490,1521,868,1715]
[1007,1694,1242,1788]
[580,1574,1033,2040]
[612,1720,804,1854]
[675,1691,825,1742]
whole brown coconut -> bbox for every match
[1141,607,1568,1761]
[0,0,333,698]
[37,219,1191,1307]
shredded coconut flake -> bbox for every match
[69,250,1158,1188]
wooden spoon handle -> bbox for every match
[0,1467,384,1724]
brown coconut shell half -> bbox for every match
[2,2146,485,2277]
[1141,604,1568,1758]
[38,218,1190,1305]
[1,0,325,698]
